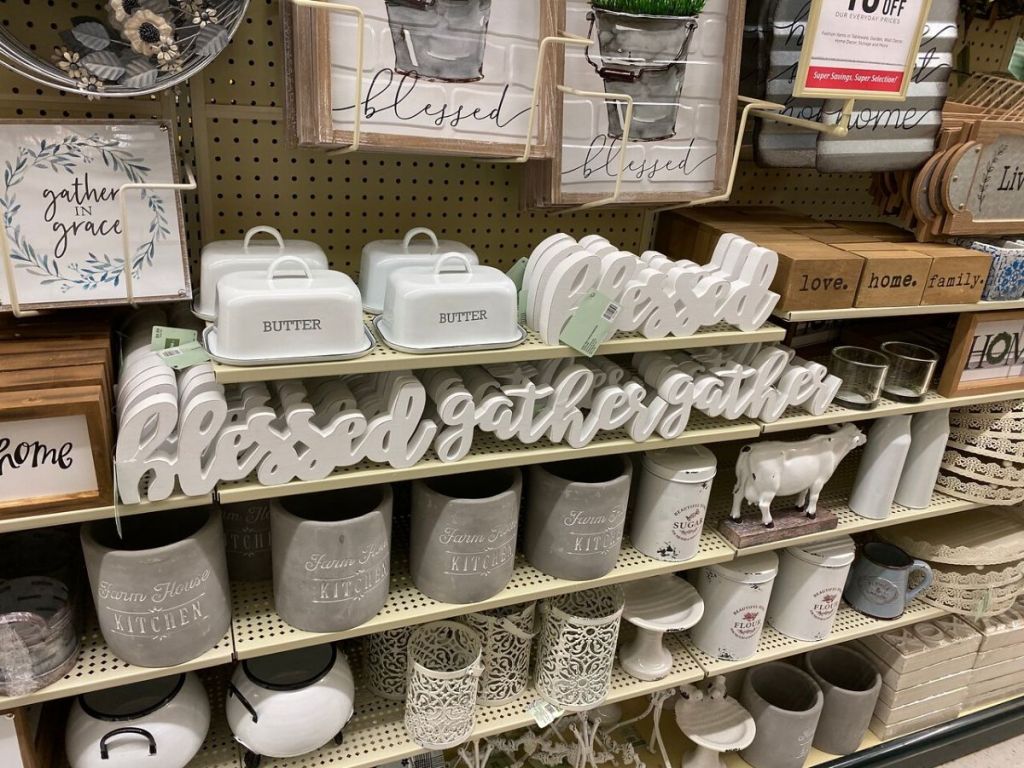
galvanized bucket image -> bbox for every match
[385,0,492,83]
[587,8,699,141]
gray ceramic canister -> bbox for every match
[739,662,824,768]
[804,646,882,755]
[81,507,231,668]
[271,486,392,633]
[221,500,272,582]
[524,456,631,581]
[411,469,521,604]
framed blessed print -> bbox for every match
[938,310,1024,397]
[287,0,561,157]
[539,0,744,205]
[0,385,113,517]
[0,120,190,312]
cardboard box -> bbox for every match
[918,246,992,305]
[853,250,932,307]
[771,243,864,312]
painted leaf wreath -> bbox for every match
[1,133,170,292]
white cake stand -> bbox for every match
[619,575,704,681]
[674,685,755,768]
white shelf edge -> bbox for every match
[775,299,1024,322]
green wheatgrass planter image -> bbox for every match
[588,0,707,142]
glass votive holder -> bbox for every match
[831,346,889,410]
[880,341,939,403]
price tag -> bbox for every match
[517,286,529,328]
[528,699,564,728]
[794,0,930,100]
[155,340,211,370]
[559,291,619,358]
[151,325,198,351]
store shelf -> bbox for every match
[773,299,1024,323]
[210,321,787,384]
[0,493,215,535]
[685,601,946,678]
[263,633,704,768]
[216,414,761,504]
[705,461,983,556]
[0,619,234,710]
[762,388,1024,433]
[231,531,734,660]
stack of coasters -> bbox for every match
[852,615,982,739]
[963,597,1024,708]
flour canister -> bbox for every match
[767,536,856,642]
[80,508,231,668]
[631,446,716,562]
[690,552,779,661]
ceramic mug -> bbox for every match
[843,542,933,620]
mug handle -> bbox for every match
[267,255,314,285]
[433,253,472,277]
[243,226,285,252]
[905,560,934,602]
[99,727,157,759]
[403,227,439,254]
[228,681,260,724]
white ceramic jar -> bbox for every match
[767,536,856,642]
[690,552,779,661]
[850,415,913,520]
[895,409,951,509]
[631,446,716,562]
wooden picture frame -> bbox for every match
[540,0,744,205]
[0,385,113,517]
[943,122,1024,236]
[938,310,1024,397]
[286,0,561,157]
[0,119,190,312]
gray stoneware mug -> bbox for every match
[221,500,272,582]
[410,469,521,604]
[804,645,882,755]
[271,486,392,633]
[740,662,824,768]
[524,456,631,581]
[81,507,231,668]
[843,541,933,620]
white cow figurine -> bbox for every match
[731,423,866,527]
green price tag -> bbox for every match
[506,257,529,291]
[155,340,211,371]
[517,287,529,328]
[151,325,198,351]
[559,291,619,357]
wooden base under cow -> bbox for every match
[719,506,838,549]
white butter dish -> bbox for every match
[195,226,328,320]
[359,227,478,314]
[213,256,367,360]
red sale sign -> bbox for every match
[795,0,931,100]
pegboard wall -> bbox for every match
[0,0,1006,278]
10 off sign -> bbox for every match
[795,0,929,99]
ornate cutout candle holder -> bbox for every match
[461,603,536,706]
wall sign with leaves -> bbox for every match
[944,124,1024,235]
[0,0,248,97]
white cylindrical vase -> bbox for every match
[690,552,779,662]
[849,415,912,520]
[631,446,716,562]
[767,536,855,642]
[895,409,951,509]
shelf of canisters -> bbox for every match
[762,387,1024,433]
[703,462,985,557]
[230,532,734,660]
[0,492,215,535]
[0,620,234,710]
[210,321,787,384]
[773,298,1024,322]
[214,413,761,504]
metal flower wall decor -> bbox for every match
[0,0,248,97]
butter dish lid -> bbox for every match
[202,225,326,261]
[710,551,779,584]
[387,253,514,291]
[362,227,477,261]
[786,535,856,568]
[643,445,717,483]
[218,256,359,299]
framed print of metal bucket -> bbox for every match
[539,0,744,205]
[287,0,561,157]
[0,120,190,312]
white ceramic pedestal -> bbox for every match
[675,692,755,768]
[620,575,704,681]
